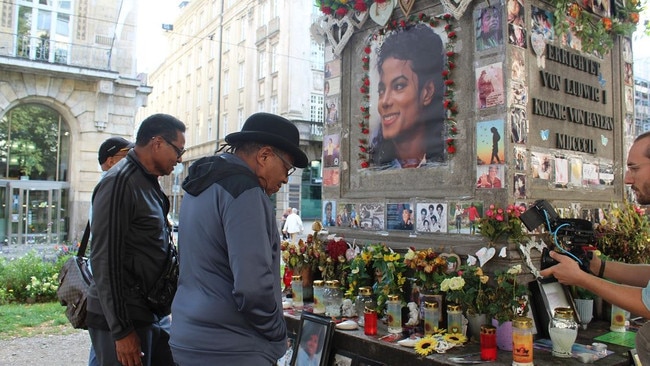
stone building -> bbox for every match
[137,0,325,220]
[0,0,149,244]
[317,0,635,261]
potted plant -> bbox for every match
[477,203,529,245]
[595,200,650,264]
[440,264,492,340]
[573,287,596,330]
[486,264,530,351]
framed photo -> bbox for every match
[291,312,335,366]
[528,279,579,338]
[356,357,385,366]
[329,349,356,366]
[277,332,297,366]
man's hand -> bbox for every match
[539,250,587,286]
[115,331,143,366]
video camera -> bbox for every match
[519,199,596,273]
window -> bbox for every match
[223,27,230,51]
[222,113,228,137]
[310,40,324,70]
[223,70,229,95]
[238,109,244,130]
[270,44,278,73]
[16,0,73,64]
[310,94,324,122]
[258,50,266,79]
[238,62,245,89]
[259,0,268,26]
[271,96,278,114]
[240,18,246,42]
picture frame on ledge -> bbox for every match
[529,278,580,338]
[291,312,335,366]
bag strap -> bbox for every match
[78,221,90,258]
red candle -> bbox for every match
[364,308,378,336]
[480,325,497,361]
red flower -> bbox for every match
[419,13,425,20]
[360,106,368,113]
[361,128,369,134]
[445,24,451,31]
[450,126,458,134]
[363,78,370,86]
[321,6,333,15]
[442,70,449,77]
[360,86,368,94]
[443,13,452,20]
[448,62,455,69]
[400,20,406,28]
[446,138,454,144]
[364,46,371,55]
[602,17,612,31]
[444,79,454,86]
[335,7,348,17]
[447,145,456,154]
[354,1,368,12]
[630,12,640,23]
[443,100,450,109]
[446,51,455,57]
[448,31,456,38]
[359,146,367,153]
[361,161,369,168]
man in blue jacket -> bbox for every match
[170,113,308,365]
[87,114,185,366]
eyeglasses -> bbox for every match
[273,151,296,176]
[626,162,650,177]
[161,137,186,158]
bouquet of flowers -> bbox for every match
[347,243,406,313]
[440,265,492,316]
[478,203,528,244]
[280,237,319,273]
[317,237,356,287]
[486,264,530,324]
[403,247,447,292]
[595,200,650,264]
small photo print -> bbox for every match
[323,168,340,187]
[358,203,385,231]
[513,146,527,171]
[386,203,414,231]
[599,162,614,185]
[323,200,337,227]
[582,162,599,186]
[336,203,359,228]
[323,134,340,168]
[531,151,552,180]
[513,173,526,199]
[476,63,505,109]
[415,202,448,233]
[554,156,569,187]
[570,157,583,187]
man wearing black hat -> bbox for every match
[170,113,308,365]
[98,137,134,172]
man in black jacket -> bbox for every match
[87,114,185,366]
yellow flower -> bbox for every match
[361,251,372,262]
[444,333,467,344]
[448,276,465,291]
[479,275,489,284]
[414,336,438,356]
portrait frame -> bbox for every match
[329,349,356,366]
[290,312,335,366]
[528,279,579,339]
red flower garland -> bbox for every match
[358,13,458,168]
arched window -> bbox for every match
[0,104,71,181]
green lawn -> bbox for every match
[0,302,77,339]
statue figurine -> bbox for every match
[405,301,420,326]
[341,298,356,317]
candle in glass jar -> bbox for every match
[364,308,378,335]
[291,275,303,310]
[480,325,497,361]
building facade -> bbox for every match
[0,0,149,243]
[137,0,325,221]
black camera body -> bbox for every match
[520,200,596,273]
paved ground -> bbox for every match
[0,331,90,366]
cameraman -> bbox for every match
[540,131,650,365]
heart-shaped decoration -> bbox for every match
[540,129,550,141]
[498,246,507,258]
[350,10,369,29]
[325,15,355,56]
[530,32,546,58]
[369,0,394,27]
[440,253,461,273]
[601,134,608,146]
[398,0,415,17]
[466,254,477,266]
[439,0,473,19]
[475,247,496,267]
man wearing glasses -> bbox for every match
[87,114,185,366]
[170,113,308,365]
[541,131,650,364]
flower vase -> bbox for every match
[467,313,487,341]
[301,267,314,302]
[574,298,594,330]
[492,318,514,351]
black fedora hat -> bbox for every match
[225,113,308,168]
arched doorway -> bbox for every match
[0,104,71,244]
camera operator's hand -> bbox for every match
[539,250,590,286]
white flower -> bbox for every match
[507,264,522,275]
[448,276,465,291]
[404,249,416,261]
[440,278,450,291]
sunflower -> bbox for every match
[444,333,468,345]
[414,336,438,357]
